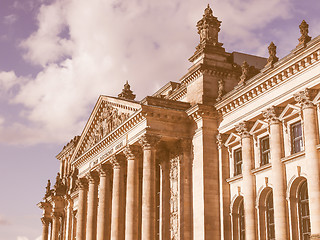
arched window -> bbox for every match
[266,192,275,240]
[239,200,245,240]
[298,181,311,239]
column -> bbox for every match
[124,145,141,240]
[180,139,193,240]
[76,178,88,240]
[139,134,160,240]
[217,134,231,240]
[235,122,257,239]
[41,217,51,240]
[51,212,62,240]
[97,164,111,240]
[86,171,99,240]
[295,89,320,239]
[110,155,125,240]
[263,107,289,239]
[64,198,73,240]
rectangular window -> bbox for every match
[291,121,303,154]
[234,148,242,176]
[260,136,270,166]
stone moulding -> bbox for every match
[216,39,320,115]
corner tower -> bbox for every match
[182,5,239,105]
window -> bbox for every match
[298,181,311,240]
[234,148,242,176]
[239,201,245,240]
[291,121,303,154]
[266,192,275,240]
[260,136,270,166]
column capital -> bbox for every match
[138,134,161,150]
[123,145,141,160]
[294,88,317,109]
[262,106,283,124]
[97,163,111,177]
[216,133,227,149]
[109,155,124,169]
[51,211,63,219]
[41,216,51,226]
[76,177,88,190]
[86,171,99,184]
[235,121,251,138]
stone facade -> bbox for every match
[38,5,320,240]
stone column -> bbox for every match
[64,197,74,240]
[139,134,160,240]
[235,122,257,239]
[295,89,320,239]
[41,217,51,240]
[97,164,111,240]
[76,178,88,240]
[86,171,99,240]
[263,107,289,239]
[124,145,141,240]
[110,155,125,240]
[51,212,62,240]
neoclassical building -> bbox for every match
[38,5,320,240]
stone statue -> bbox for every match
[297,20,311,47]
[267,42,279,67]
[216,78,224,101]
[45,180,51,197]
[239,61,249,84]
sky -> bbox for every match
[0,0,320,239]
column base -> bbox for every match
[311,234,320,239]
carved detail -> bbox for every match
[109,155,123,169]
[266,42,279,67]
[216,78,224,101]
[97,164,111,177]
[235,121,251,138]
[239,61,249,84]
[262,106,283,124]
[294,89,317,109]
[45,180,51,197]
[123,145,141,160]
[53,173,66,196]
[86,171,99,184]
[169,156,180,240]
[76,177,88,190]
[118,81,136,100]
[138,134,161,149]
[216,133,227,149]
[297,20,311,47]
[41,217,51,226]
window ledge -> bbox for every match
[281,151,305,163]
[226,174,243,183]
[251,163,272,175]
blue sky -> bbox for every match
[1,0,320,239]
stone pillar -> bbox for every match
[180,139,193,240]
[139,134,160,240]
[86,171,99,240]
[41,217,51,240]
[217,134,231,240]
[51,212,62,240]
[64,197,73,240]
[110,155,125,240]
[76,178,88,240]
[295,89,320,239]
[235,122,257,239]
[124,145,141,240]
[263,107,289,239]
[97,164,111,240]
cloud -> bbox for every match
[17,237,29,240]
[0,0,311,145]
[0,215,10,225]
[4,14,18,25]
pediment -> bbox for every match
[72,96,141,160]
[249,120,268,135]
[225,133,240,147]
[279,104,300,120]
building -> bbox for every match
[38,5,320,240]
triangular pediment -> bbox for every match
[225,133,240,147]
[71,96,141,160]
[249,120,268,135]
[279,104,300,120]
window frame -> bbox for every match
[260,135,271,166]
[290,121,304,154]
[298,181,311,240]
[233,147,243,176]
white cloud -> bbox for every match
[4,14,18,25]
[0,214,10,225]
[0,0,309,145]
[17,237,29,240]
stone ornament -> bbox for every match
[76,177,88,190]
[169,156,180,240]
[262,106,283,124]
[86,171,99,184]
[118,81,136,100]
[41,216,51,226]
[123,145,141,161]
[267,42,279,67]
[294,89,316,109]
[239,61,249,84]
[235,121,251,138]
[109,155,123,169]
[297,20,311,47]
[138,134,161,150]
[97,164,110,177]
[216,78,224,101]
[53,173,66,196]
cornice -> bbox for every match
[186,104,217,121]
[216,36,320,115]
